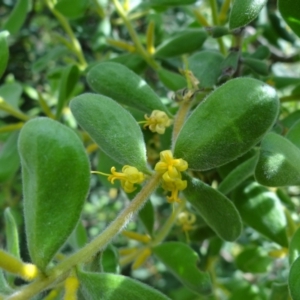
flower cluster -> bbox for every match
[177,211,197,232]
[143,110,172,134]
[155,150,188,203]
[108,165,145,193]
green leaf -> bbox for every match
[0,132,20,183]
[289,256,300,300]
[78,271,171,300]
[278,0,300,38]
[235,246,272,273]
[3,0,30,35]
[286,120,300,149]
[219,49,240,81]
[242,57,269,76]
[153,242,212,295]
[70,93,149,173]
[157,69,186,91]
[0,270,12,296]
[101,245,119,274]
[67,221,87,250]
[218,153,259,195]
[249,45,270,60]
[0,82,23,118]
[55,0,88,19]
[138,199,154,235]
[174,78,279,171]
[56,64,80,119]
[289,227,300,265]
[269,283,290,300]
[154,29,207,58]
[255,132,300,187]
[87,62,169,115]
[233,181,288,247]
[183,175,242,241]
[109,53,147,74]
[4,208,20,285]
[188,51,224,88]
[0,31,9,79]
[229,0,267,30]
[18,118,90,270]
[4,208,20,259]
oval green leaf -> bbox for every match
[87,62,169,115]
[183,175,242,241]
[154,29,207,58]
[233,181,288,247]
[78,271,171,300]
[255,132,300,187]
[278,0,300,38]
[188,51,224,88]
[18,118,90,270]
[174,78,279,171]
[229,0,267,30]
[0,31,9,79]
[70,93,149,173]
[153,242,212,295]
[0,82,23,118]
[289,256,300,300]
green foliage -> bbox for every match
[1,0,300,299]
[18,118,90,270]
[174,78,279,171]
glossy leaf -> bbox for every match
[233,182,288,247]
[289,256,300,300]
[278,0,300,38]
[286,119,300,149]
[153,242,212,295]
[157,69,186,91]
[235,246,272,273]
[218,153,259,195]
[229,0,268,30]
[3,0,30,35]
[255,132,300,186]
[0,31,9,79]
[56,64,80,118]
[87,62,169,115]
[55,0,88,19]
[0,132,20,183]
[154,29,207,58]
[188,51,224,88]
[78,271,171,300]
[183,175,242,241]
[0,82,23,118]
[18,118,90,270]
[70,93,149,173]
[289,227,300,265]
[174,78,279,171]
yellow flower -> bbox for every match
[162,178,187,203]
[155,150,188,203]
[143,110,172,134]
[107,165,145,193]
[177,211,197,232]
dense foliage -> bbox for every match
[1,0,300,299]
